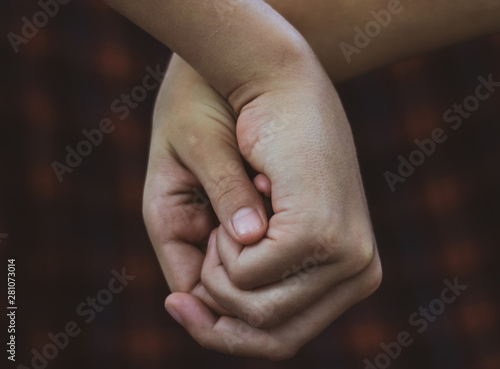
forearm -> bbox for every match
[103,0,323,112]
[266,0,500,82]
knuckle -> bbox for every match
[237,130,260,159]
[228,265,254,291]
[322,220,376,275]
[240,301,279,329]
[310,208,377,262]
[142,200,154,227]
[363,256,383,297]
[259,314,283,330]
[142,185,161,224]
[235,112,263,158]
[313,221,378,278]
[142,180,178,230]
[266,341,298,361]
[354,254,383,302]
[213,175,249,205]
[142,199,175,243]
[200,266,236,312]
[196,335,213,351]
[349,236,377,274]
[312,222,343,259]
[200,263,214,291]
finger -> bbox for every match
[217,209,376,290]
[215,222,337,289]
[174,119,268,245]
[189,230,234,317]
[154,240,232,315]
[167,249,382,360]
[254,174,273,218]
[144,145,230,315]
[202,228,371,328]
[253,173,271,197]
[144,144,213,287]
[165,292,279,358]
[190,280,234,316]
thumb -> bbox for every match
[165,292,214,329]
[177,133,268,245]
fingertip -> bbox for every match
[253,173,272,198]
[207,228,217,252]
[165,292,217,328]
[232,207,265,236]
[231,207,267,245]
[205,228,221,266]
[165,293,185,326]
[166,306,184,326]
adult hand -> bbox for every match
[143,54,270,317]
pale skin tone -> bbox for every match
[266,0,500,82]
[104,0,500,360]
[145,55,380,359]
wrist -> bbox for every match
[226,37,328,114]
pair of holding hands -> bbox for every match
[100,0,500,359]
[143,54,381,359]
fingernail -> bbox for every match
[207,230,216,250]
[232,207,262,236]
[166,307,184,326]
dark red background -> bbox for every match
[2,1,500,368]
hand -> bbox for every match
[143,54,271,317]
[144,53,382,359]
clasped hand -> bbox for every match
[143,54,381,360]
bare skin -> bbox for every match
[145,55,380,359]
[266,0,500,82]
[105,0,500,359]
[104,0,500,83]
